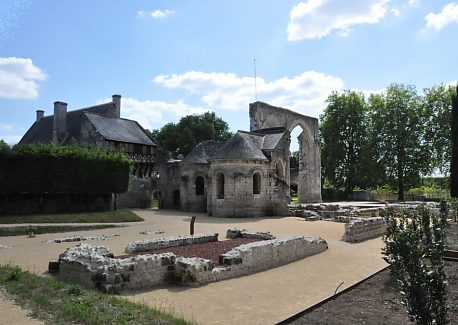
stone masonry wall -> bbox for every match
[57,243,175,293]
[125,233,219,254]
[180,164,210,212]
[343,217,387,242]
[209,160,270,217]
[174,236,328,285]
[55,234,327,292]
[116,176,153,209]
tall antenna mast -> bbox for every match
[254,58,257,101]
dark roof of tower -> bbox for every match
[181,140,226,164]
[211,131,269,161]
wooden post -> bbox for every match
[190,216,196,235]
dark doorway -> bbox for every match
[172,190,180,207]
[196,176,205,196]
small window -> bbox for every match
[216,173,225,199]
[196,176,205,196]
[253,172,261,194]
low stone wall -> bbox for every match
[125,233,219,254]
[55,235,328,292]
[226,228,275,240]
[343,217,387,242]
[58,243,176,293]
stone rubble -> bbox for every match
[139,230,165,235]
[226,228,275,240]
[0,245,12,249]
[47,234,120,244]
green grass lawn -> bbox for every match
[0,224,122,237]
[0,265,194,325]
[0,209,143,224]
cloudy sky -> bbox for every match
[0,0,457,145]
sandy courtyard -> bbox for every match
[0,209,387,325]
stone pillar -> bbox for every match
[53,101,67,143]
[36,110,44,121]
[297,132,322,203]
[112,94,121,118]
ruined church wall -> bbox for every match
[180,164,210,212]
[209,160,270,217]
[249,101,322,203]
[116,176,153,209]
[157,161,181,209]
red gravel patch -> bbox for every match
[117,238,261,266]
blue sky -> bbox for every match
[0,0,457,147]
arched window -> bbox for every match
[275,160,284,179]
[253,172,261,194]
[195,176,205,196]
[216,173,225,199]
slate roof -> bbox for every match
[181,140,226,164]
[211,131,269,161]
[262,132,285,151]
[85,113,157,146]
[19,103,116,144]
[19,102,157,147]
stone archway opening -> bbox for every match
[289,126,303,203]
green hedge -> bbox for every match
[0,143,131,194]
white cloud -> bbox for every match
[287,0,390,40]
[408,0,418,6]
[153,70,344,118]
[0,57,47,99]
[0,134,21,145]
[97,97,208,130]
[391,8,400,16]
[0,124,14,132]
[137,9,174,19]
[425,2,458,31]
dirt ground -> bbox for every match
[285,223,458,325]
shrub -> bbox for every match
[382,202,448,325]
[0,144,131,194]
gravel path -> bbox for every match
[0,289,44,325]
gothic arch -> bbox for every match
[249,101,322,203]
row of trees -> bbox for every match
[320,83,456,199]
[150,112,232,156]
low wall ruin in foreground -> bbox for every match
[54,232,328,293]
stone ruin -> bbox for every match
[52,231,328,293]
[289,201,447,243]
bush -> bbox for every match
[382,202,448,325]
[0,144,131,194]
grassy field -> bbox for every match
[0,224,122,237]
[0,265,194,325]
[0,209,143,224]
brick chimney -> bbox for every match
[36,110,44,121]
[112,94,121,118]
[53,101,67,143]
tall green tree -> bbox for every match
[320,90,371,192]
[369,84,431,200]
[423,84,455,174]
[151,112,232,156]
[451,85,458,197]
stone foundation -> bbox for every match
[55,234,327,292]
[125,233,219,254]
[343,217,387,242]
